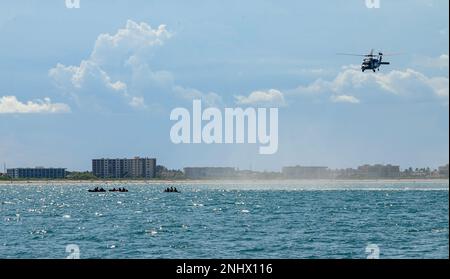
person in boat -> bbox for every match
[173,187,178,192]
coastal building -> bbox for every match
[438,164,449,178]
[282,166,331,179]
[333,168,359,179]
[183,167,236,179]
[6,167,66,179]
[357,164,400,179]
[92,157,156,179]
[235,169,261,180]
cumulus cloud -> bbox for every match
[420,54,449,69]
[48,20,173,111]
[173,86,223,107]
[235,89,286,107]
[129,96,146,108]
[90,20,171,69]
[49,20,220,111]
[0,96,71,114]
[231,67,448,107]
[330,95,360,104]
[287,66,449,104]
[49,61,127,94]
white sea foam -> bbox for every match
[193,203,204,207]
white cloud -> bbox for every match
[49,20,221,111]
[420,54,449,69]
[129,96,146,108]
[288,79,330,95]
[437,54,448,68]
[371,69,449,100]
[173,86,223,107]
[49,20,172,110]
[0,96,71,114]
[287,66,449,104]
[125,55,174,89]
[235,89,286,107]
[428,77,449,98]
[330,95,360,104]
[49,60,127,93]
[49,60,129,111]
[90,20,171,68]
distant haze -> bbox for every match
[0,0,448,171]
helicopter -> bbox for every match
[337,49,398,72]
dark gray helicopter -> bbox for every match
[337,49,398,72]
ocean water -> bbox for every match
[0,181,448,259]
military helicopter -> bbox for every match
[337,49,398,72]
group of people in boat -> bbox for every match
[109,187,128,192]
[164,187,179,193]
[88,187,106,192]
[88,187,128,192]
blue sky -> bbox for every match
[0,0,448,171]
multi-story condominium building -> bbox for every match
[282,166,331,179]
[357,164,400,178]
[183,167,236,179]
[438,164,449,178]
[92,157,156,179]
[7,167,66,179]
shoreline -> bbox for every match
[0,178,448,185]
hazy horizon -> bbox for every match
[1,0,448,172]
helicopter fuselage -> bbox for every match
[338,50,394,72]
[361,57,390,72]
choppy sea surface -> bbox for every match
[0,181,448,259]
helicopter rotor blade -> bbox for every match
[337,51,403,57]
[378,52,403,56]
[336,53,368,57]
